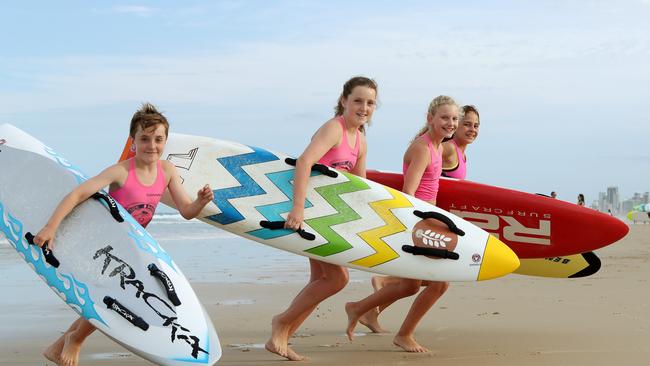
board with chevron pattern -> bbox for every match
[120,133,519,282]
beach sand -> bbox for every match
[2,224,649,366]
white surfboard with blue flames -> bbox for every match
[0,124,221,366]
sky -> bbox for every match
[1,0,649,205]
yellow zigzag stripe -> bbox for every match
[350,186,413,268]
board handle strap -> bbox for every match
[103,296,149,331]
[24,232,60,268]
[284,158,338,178]
[259,220,316,241]
[91,192,124,223]
[148,263,181,306]
[401,245,460,260]
[413,210,465,236]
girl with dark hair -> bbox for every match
[266,76,378,361]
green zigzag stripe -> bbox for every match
[304,173,370,257]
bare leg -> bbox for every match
[393,281,449,353]
[282,260,322,361]
[357,276,405,333]
[346,278,421,341]
[377,280,433,313]
[266,259,348,361]
[287,304,317,341]
[371,276,400,292]
[57,318,96,366]
[286,259,322,336]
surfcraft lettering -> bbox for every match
[93,245,208,359]
[448,203,552,219]
[449,208,551,246]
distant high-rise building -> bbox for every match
[644,192,650,204]
[607,186,620,215]
[598,192,607,212]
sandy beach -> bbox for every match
[1,223,648,366]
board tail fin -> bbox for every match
[119,137,135,162]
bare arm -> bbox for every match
[441,141,458,170]
[285,119,341,230]
[165,160,214,220]
[402,142,431,196]
[34,164,125,249]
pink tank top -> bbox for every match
[442,139,467,179]
[109,159,166,228]
[403,134,443,202]
[318,116,360,172]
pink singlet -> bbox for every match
[442,139,467,179]
[318,116,360,172]
[403,134,443,202]
[109,159,166,228]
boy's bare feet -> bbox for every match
[59,332,83,366]
[42,334,64,364]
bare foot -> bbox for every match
[359,308,388,333]
[43,335,64,364]
[265,315,291,359]
[59,332,83,366]
[345,302,361,341]
[265,342,307,361]
[393,335,429,353]
[286,346,309,361]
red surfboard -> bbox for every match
[366,170,628,259]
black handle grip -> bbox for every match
[91,192,124,222]
[148,263,181,306]
[413,210,465,236]
[103,296,149,331]
[259,220,316,241]
[284,158,338,178]
[402,245,460,260]
[25,232,60,268]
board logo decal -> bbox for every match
[411,218,459,260]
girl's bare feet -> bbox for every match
[345,302,362,341]
[265,315,309,360]
[393,334,429,353]
[358,307,387,333]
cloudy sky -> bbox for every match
[2,1,649,205]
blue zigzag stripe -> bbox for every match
[247,169,319,240]
[205,146,279,225]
